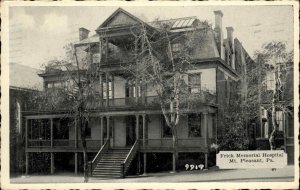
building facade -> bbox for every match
[257,61,294,164]
[21,8,255,177]
[9,63,43,176]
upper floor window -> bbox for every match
[92,53,101,64]
[171,43,181,53]
[188,73,201,93]
[126,80,141,98]
[46,81,66,89]
[108,44,119,58]
[265,71,275,91]
[103,81,112,99]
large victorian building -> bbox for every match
[21,8,257,177]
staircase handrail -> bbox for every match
[121,140,139,177]
[90,140,109,176]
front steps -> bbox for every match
[91,148,131,178]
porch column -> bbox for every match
[106,72,109,107]
[136,115,139,141]
[142,83,146,104]
[75,117,78,148]
[111,74,114,99]
[143,153,147,175]
[172,152,178,172]
[50,118,53,148]
[107,116,110,140]
[204,153,208,169]
[105,37,108,61]
[142,114,146,148]
[89,44,93,64]
[203,113,208,170]
[25,118,28,148]
[135,79,139,103]
[214,113,218,142]
[74,152,78,175]
[25,152,29,175]
[137,153,141,175]
[100,116,104,145]
[134,35,138,62]
[203,112,208,148]
[50,152,54,174]
[283,113,287,152]
[99,73,103,107]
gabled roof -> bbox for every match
[10,63,43,91]
[74,34,99,46]
[97,8,148,29]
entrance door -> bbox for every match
[126,116,136,146]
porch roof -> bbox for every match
[22,105,217,119]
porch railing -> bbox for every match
[140,138,211,150]
[28,139,51,147]
[108,97,136,107]
[177,138,206,149]
[77,140,102,149]
[89,139,109,177]
[121,140,139,178]
[53,140,75,147]
[27,139,102,149]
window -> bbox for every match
[92,53,101,64]
[103,81,112,99]
[266,71,275,90]
[287,114,294,138]
[126,80,141,98]
[259,107,269,138]
[161,116,172,138]
[108,44,119,58]
[46,81,65,89]
[84,120,91,139]
[276,111,284,131]
[188,73,201,93]
[85,127,91,138]
[188,113,201,137]
[28,119,51,140]
[53,118,70,139]
[171,43,181,52]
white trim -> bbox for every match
[217,67,238,81]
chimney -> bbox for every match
[226,27,235,69]
[214,10,224,59]
[79,27,90,41]
[226,27,234,46]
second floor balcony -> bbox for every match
[85,92,216,110]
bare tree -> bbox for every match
[125,21,211,171]
[253,41,293,150]
[31,42,101,182]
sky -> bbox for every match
[9,5,294,69]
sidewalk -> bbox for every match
[10,165,295,183]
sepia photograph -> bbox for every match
[1,1,299,189]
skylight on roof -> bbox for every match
[171,18,196,29]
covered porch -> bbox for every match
[23,106,217,175]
